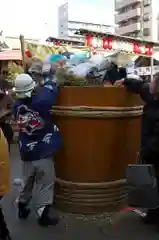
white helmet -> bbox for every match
[14,74,36,99]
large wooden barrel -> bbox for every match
[53,86,143,213]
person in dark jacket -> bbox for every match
[12,70,62,227]
[115,72,159,226]
[103,62,127,85]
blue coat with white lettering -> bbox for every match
[12,82,62,161]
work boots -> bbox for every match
[37,205,59,227]
[18,202,30,220]
[18,203,59,227]
[142,208,159,225]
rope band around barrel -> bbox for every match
[51,105,143,118]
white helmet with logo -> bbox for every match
[14,73,36,98]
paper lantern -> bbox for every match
[25,50,32,58]
[55,42,61,46]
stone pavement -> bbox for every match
[1,145,159,240]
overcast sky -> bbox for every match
[0,0,114,39]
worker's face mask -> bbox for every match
[15,88,35,99]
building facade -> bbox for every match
[115,0,159,41]
[58,3,114,42]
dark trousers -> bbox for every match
[0,197,11,240]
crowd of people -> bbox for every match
[1,62,159,238]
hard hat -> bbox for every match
[14,74,36,98]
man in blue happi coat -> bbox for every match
[12,62,62,227]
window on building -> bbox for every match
[129,33,138,37]
[143,13,150,21]
[61,32,63,35]
[143,28,150,36]
[61,24,63,27]
[119,3,138,14]
[143,0,151,7]
[63,11,66,17]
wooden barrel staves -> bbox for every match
[52,86,143,214]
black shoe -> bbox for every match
[141,210,158,225]
[3,235,12,240]
[18,202,30,220]
[38,206,59,227]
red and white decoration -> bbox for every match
[86,35,153,56]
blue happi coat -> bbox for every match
[12,82,62,161]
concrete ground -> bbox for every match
[1,145,159,240]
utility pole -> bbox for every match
[150,49,154,81]
[0,30,3,51]
[140,0,144,39]
[140,0,153,81]
[149,2,154,81]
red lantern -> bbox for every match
[55,41,60,46]
[145,46,152,55]
[86,35,93,46]
[103,39,112,50]
[133,43,141,54]
[25,49,32,58]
